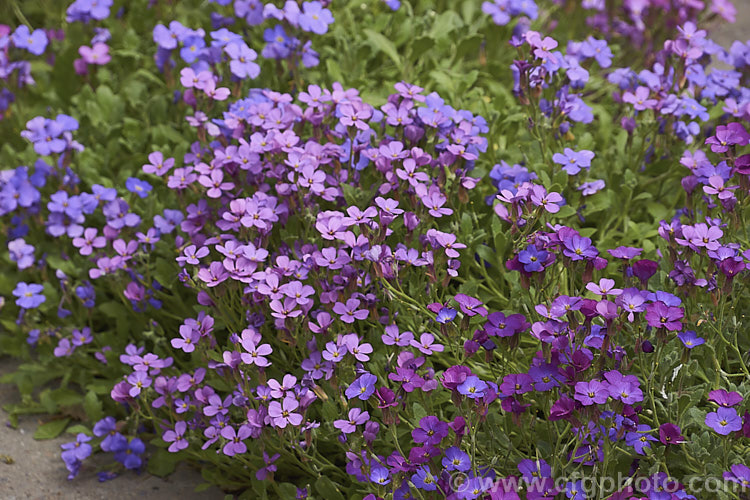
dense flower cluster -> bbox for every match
[0,0,748,498]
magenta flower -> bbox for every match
[78,43,111,65]
[644,302,683,331]
[454,293,488,317]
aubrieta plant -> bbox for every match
[0,0,749,499]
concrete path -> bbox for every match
[0,357,225,500]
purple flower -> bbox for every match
[442,446,471,472]
[381,325,413,347]
[708,389,744,407]
[723,464,750,488]
[625,424,657,455]
[345,373,377,400]
[435,307,457,324]
[125,177,153,198]
[659,423,686,445]
[562,235,597,261]
[552,148,595,175]
[411,466,438,491]
[114,438,145,470]
[13,282,45,309]
[518,245,549,273]
[412,416,449,446]
[705,407,742,435]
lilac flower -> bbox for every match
[410,333,444,355]
[171,325,200,353]
[298,2,334,34]
[268,397,303,428]
[225,42,260,79]
[530,186,563,213]
[332,298,369,323]
[126,371,152,397]
[12,25,48,55]
[623,86,658,110]
[334,408,369,434]
[382,325,414,346]
[72,228,106,256]
[345,373,377,400]
[125,177,153,198]
[221,425,252,456]
[163,421,189,452]
[13,282,45,309]
[552,148,595,175]
[585,278,622,297]
[457,376,487,399]
[240,339,273,367]
[574,380,609,406]
[142,151,174,176]
[705,407,742,435]
[8,238,34,269]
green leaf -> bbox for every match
[314,476,345,500]
[34,418,70,440]
[148,448,183,477]
[83,391,104,422]
[363,29,401,67]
